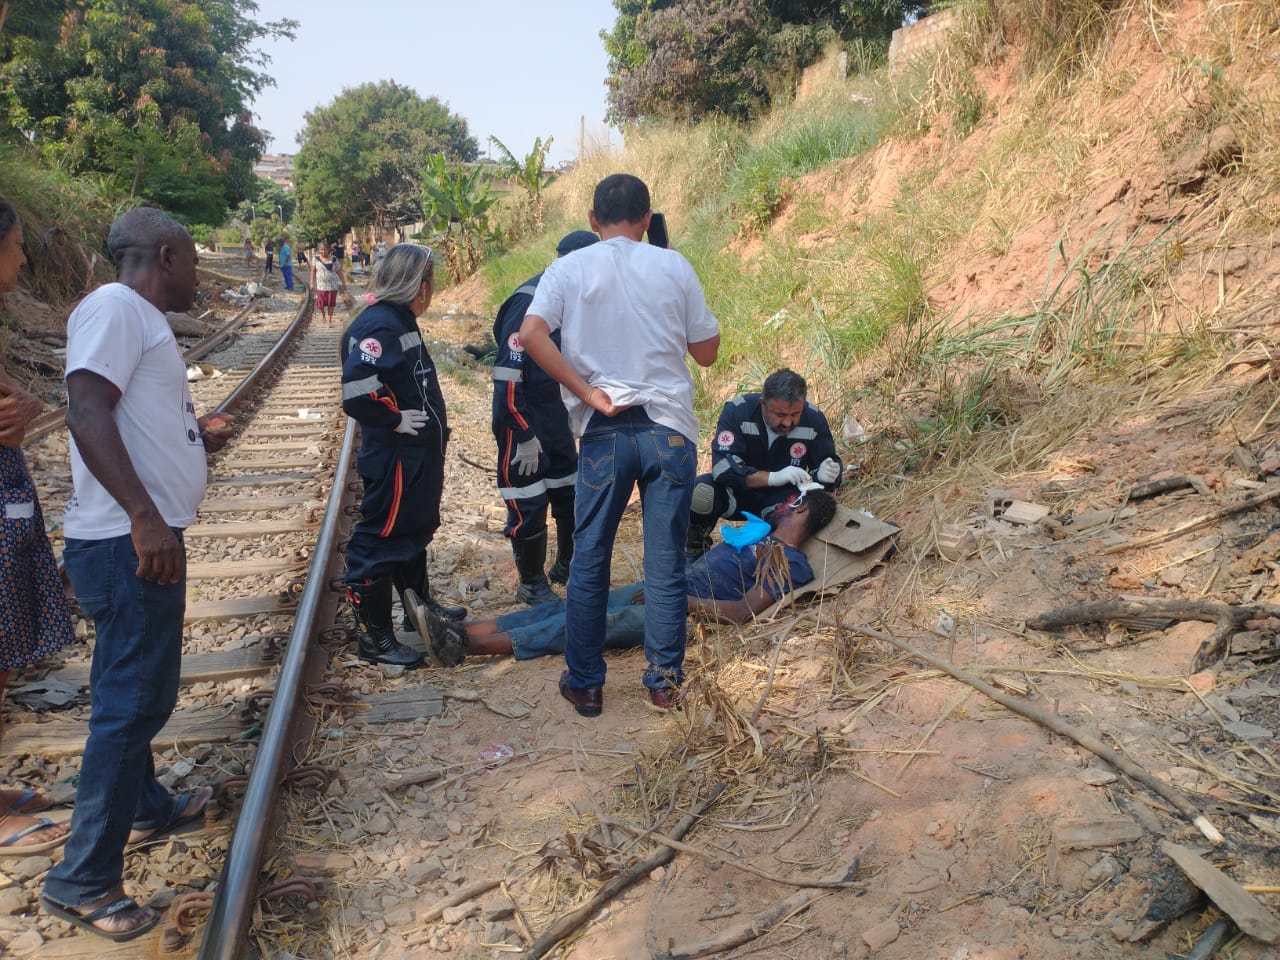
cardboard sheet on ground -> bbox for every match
[762,506,899,616]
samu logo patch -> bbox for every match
[358,337,383,360]
[716,430,735,449]
[790,442,807,460]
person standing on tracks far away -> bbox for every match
[492,229,598,607]
[686,368,842,560]
[263,237,275,276]
[279,237,294,292]
[0,197,75,858]
[310,241,346,324]
[519,173,720,717]
[41,207,234,942]
[340,242,467,670]
[242,236,253,268]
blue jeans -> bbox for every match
[564,409,695,691]
[501,584,646,659]
[281,264,294,290]
[45,532,186,906]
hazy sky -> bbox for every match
[247,0,621,165]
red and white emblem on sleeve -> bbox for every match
[508,333,523,352]
[358,337,383,359]
[716,430,735,448]
[790,442,807,459]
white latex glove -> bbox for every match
[815,457,840,484]
[512,437,543,476]
[395,409,428,436]
[767,465,812,487]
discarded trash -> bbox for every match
[479,744,514,766]
[934,610,955,638]
[297,409,322,420]
[842,415,868,444]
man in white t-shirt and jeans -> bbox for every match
[520,173,720,717]
[42,208,232,942]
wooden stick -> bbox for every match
[603,816,860,890]
[1026,598,1280,672]
[841,620,1224,845]
[1103,483,1280,554]
[418,878,502,925]
[652,861,859,960]
[522,782,727,960]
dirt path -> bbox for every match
[267,292,1280,960]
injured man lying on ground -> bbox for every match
[408,489,897,666]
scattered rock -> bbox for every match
[0,886,28,915]
[1187,671,1216,692]
[1224,720,1272,741]
[862,919,901,951]
[1052,817,1142,851]
[441,903,473,925]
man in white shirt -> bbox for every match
[42,208,231,942]
[520,173,720,716]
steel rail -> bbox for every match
[22,292,263,446]
[196,413,355,960]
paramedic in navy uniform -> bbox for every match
[339,243,465,669]
[686,368,842,557]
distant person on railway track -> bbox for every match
[519,173,720,716]
[492,229,598,607]
[419,490,838,666]
[279,237,294,291]
[311,241,346,324]
[41,207,234,942]
[264,238,275,276]
[340,242,466,670]
[0,197,75,859]
[242,236,253,268]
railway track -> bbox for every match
[7,268,383,957]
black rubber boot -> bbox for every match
[547,513,574,585]
[347,578,425,668]
[685,518,715,563]
[513,530,559,607]
[394,552,466,627]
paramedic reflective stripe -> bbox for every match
[544,473,576,488]
[500,480,548,500]
[399,331,422,352]
[493,367,523,382]
[711,458,740,479]
[514,283,537,299]
[740,421,761,436]
[343,374,382,399]
[788,427,817,440]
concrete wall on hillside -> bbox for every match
[888,8,959,73]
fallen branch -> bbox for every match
[603,816,860,890]
[522,782,727,960]
[652,860,859,960]
[1027,598,1280,672]
[841,620,1224,845]
[1103,483,1280,555]
[418,878,503,925]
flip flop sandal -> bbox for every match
[0,817,68,856]
[0,787,52,815]
[40,893,160,942]
[127,784,214,847]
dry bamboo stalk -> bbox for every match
[522,783,727,960]
[1103,484,1280,554]
[841,620,1225,845]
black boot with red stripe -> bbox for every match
[347,577,426,668]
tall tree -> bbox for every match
[603,0,926,124]
[0,1,296,223]
[293,81,477,240]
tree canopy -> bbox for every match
[603,0,927,124]
[0,0,295,224]
[293,81,478,240]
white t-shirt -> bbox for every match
[63,283,207,539]
[527,236,719,441]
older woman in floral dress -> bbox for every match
[0,196,75,854]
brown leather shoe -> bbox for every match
[559,671,603,717]
[648,686,681,710]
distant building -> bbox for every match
[254,153,295,189]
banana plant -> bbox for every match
[490,135,555,233]
[420,153,496,282]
